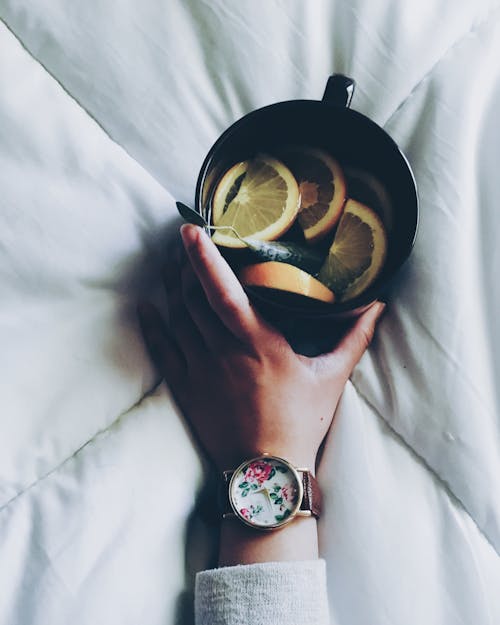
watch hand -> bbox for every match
[253,487,273,511]
[263,488,276,510]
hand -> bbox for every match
[138,224,385,473]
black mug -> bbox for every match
[195,75,418,351]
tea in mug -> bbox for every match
[210,147,390,304]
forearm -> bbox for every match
[194,495,329,624]
[140,224,383,625]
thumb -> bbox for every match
[313,302,386,381]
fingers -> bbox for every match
[137,301,186,392]
[164,250,208,364]
[181,262,239,352]
[312,302,386,382]
[179,224,268,344]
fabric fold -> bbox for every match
[195,560,329,625]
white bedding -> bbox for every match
[0,2,499,624]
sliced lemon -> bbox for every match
[239,261,335,303]
[211,156,300,248]
[281,147,346,243]
[318,199,387,301]
[344,167,393,232]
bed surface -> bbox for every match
[1,2,499,623]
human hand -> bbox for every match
[138,224,385,473]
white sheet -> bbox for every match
[1,1,499,624]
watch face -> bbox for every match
[229,456,303,529]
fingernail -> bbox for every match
[374,301,387,320]
[180,223,200,249]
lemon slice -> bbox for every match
[318,199,387,301]
[239,261,335,303]
[211,156,300,248]
[344,167,393,233]
[281,147,346,243]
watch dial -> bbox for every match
[229,457,301,528]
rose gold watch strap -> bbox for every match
[300,471,322,518]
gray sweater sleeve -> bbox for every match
[195,560,330,625]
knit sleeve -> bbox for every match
[194,559,330,625]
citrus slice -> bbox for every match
[318,199,387,302]
[239,261,335,303]
[344,167,393,232]
[211,156,300,248]
[281,147,346,243]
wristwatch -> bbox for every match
[221,454,322,530]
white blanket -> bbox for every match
[1,1,499,624]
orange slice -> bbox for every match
[211,155,300,248]
[318,199,387,301]
[239,261,335,303]
[281,147,346,243]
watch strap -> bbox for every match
[300,470,322,518]
[220,471,233,518]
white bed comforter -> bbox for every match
[1,2,499,624]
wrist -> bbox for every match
[219,515,318,567]
[218,450,316,475]
[219,454,322,541]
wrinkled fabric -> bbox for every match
[0,2,499,624]
[195,560,329,625]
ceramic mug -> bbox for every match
[194,74,418,348]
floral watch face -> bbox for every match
[229,456,303,529]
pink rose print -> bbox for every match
[244,460,273,485]
[240,508,251,520]
[282,485,290,501]
[282,484,298,504]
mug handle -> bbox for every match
[322,74,355,108]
